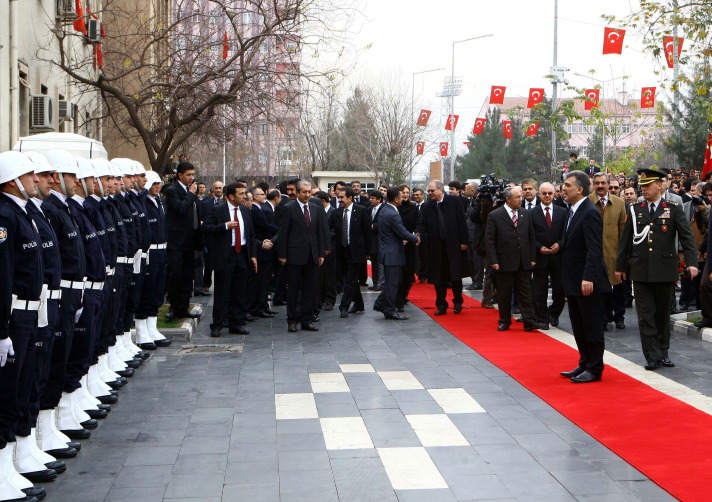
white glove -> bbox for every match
[75,307,84,324]
[133,251,142,274]
[0,338,14,367]
[38,284,49,329]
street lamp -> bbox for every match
[410,67,445,187]
[447,33,493,182]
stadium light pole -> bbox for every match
[410,67,445,188]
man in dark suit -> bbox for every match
[521,179,540,211]
[314,191,338,311]
[330,187,371,317]
[203,182,259,337]
[531,182,567,328]
[560,171,611,383]
[351,181,370,207]
[416,180,469,315]
[368,190,384,290]
[413,188,428,283]
[485,186,543,331]
[165,162,202,319]
[585,159,601,176]
[329,181,347,209]
[199,180,223,296]
[277,180,326,332]
[249,186,278,318]
[373,188,419,320]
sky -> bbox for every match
[336,0,672,178]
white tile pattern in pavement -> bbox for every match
[319,417,374,450]
[377,447,449,490]
[405,414,469,447]
[428,388,487,414]
[309,372,350,393]
[339,363,376,373]
[275,393,319,420]
[377,370,425,390]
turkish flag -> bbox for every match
[74,0,87,35]
[490,86,506,105]
[96,44,103,69]
[584,89,600,111]
[663,36,684,68]
[503,121,512,139]
[463,142,470,147]
[527,88,545,108]
[472,118,486,135]
[641,87,656,108]
[416,142,424,155]
[223,33,229,60]
[445,115,459,131]
[440,143,449,157]
[526,122,539,137]
[702,133,712,180]
[603,27,625,54]
[416,110,431,127]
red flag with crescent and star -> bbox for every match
[641,87,656,108]
[223,33,229,60]
[473,118,486,135]
[702,133,712,180]
[503,121,512,139]
[74,0,87,35]
[416,142,424,155]
[603,27,625,55]
[490,86,506,105]
[445,115,459,131]
[584,89,600,111]
[463,141,470,147]
[527,89,545,108]
[440,143,448,157]
[416,110,431,127]
[663,37,684,69]
[526,123,539,137]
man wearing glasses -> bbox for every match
[608,179,621,198]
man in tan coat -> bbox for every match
[590,172,627,329]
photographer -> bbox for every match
[690,182,712,319]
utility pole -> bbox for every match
[672,0,681,169]
[550,0,559,180]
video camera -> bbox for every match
[477,173,510,204]
[692,194,709,206]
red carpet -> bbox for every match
[407,281,712,501]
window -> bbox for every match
[618,124,630,135]
[243,125,251,136]
[192,9,200,23]
[286,40,297,52]
[578,124,587,133]
[242,12,252,25]
[259,122,268,135]
[259,151,267,164]
[176,37,186,50]
[209,10,218,24]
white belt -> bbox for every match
[85,281,104,290]
[60,280,85,290]
[12,299,41,311]
[149,243,167,250]
[106,267,115,276]
[48,290,62,300]
[141,254,148,260]
[116,257,131,264]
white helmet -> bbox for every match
[90,158,112,178]
[132,161,147,175]
[45,149,79,175]
[111,158,135,177]
[0,151,36,199]
[75,157,96,198]
[145,170,163,187]
[23,151,55,174]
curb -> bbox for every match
[158,304,205,343]
[670,310,712,343]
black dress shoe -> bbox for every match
[434,308,447,316]
[139,342,157,351]
[229,327,249,335]
[98,394,118,404]
[550,316,559,327]
[80,419,98,430]
[287,323,298,333]
[694,320,712,329]
[60,428,90,440]
[670,307,682,315]
[259,312,275,318]
[265,308,279,315]
[570,371,601,383]
[115,368,134,378]
[497,323,510,331]
[153,338,171,347]
[524,322,546,332]
[661,358,675,367]
[466,283,477,291]
[210,327,221,337]
[245,314,257,322]
[21,486,45,499]
[539,323,550,330]
[561,366,585,378]
[46,447,77,459]
[615,321,625,329]
[373,306,383,313]
[66,441,81,451]
[180,311,201,319]
[340,310,349,318]
[125,358,142,368]
[85,408,108,419]
[301,323,319,331]
[481,301,495,309]
[348,306,364,314]
[384,313,409,320]
[645,360,662,370]
[45,460,66,474]
[165,310,177,321]
[20,468,57,483]
[453,304,463,314]
[396,307,405,313]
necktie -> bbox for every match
[600,197,606,211]
[527,202,532,211]
[342,208,349,246]
[437,202,447,239]
[234,207,242,254]
[512,209,518,227]
[649,202,655,217]
[545,206,551,229]
[567,209,574,230]
[304,204,311,228]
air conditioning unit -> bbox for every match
[58,100,75,121]
[87,19,102,43]
[56,0,76,20]
[30,96,55,130]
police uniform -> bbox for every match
[615,169,698,368]
[105,193,129,362]
[121,189,147,335]
[113,191,137,346]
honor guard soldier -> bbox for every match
[0,151,51,502]
[615,168,699,370]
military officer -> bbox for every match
[615,168,698,370]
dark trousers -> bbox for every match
[29,300,59,426]
[41,288,81,410]
[93,276,114,364]
[494,269,536,325]
[416,241,428,280]
[136,250,168,319]
[250,259,273,315]
[65,289,102,393]
[319,253,337,308]
[0,310,38,447]
[273,262,288,304]
[211,250,249,330]
[123,259,145,332]
[681,264,702,308]
[370,258,380,287]
[434,281,463,311]
[167,248,194,313]
[396,271,414,308]
[605,283,626,323]
[701,261,712,324]
[567,294,605,376]
[532,261,565,323]
[193,251,204,292]
[338,248,364,311]
[634,281,675,361]
[286,261,317,325]
[374,264,401,317]
[359,262,368,285]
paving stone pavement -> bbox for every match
[43,284,701,501]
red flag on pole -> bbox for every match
[641,87,656,108]
[223,33,229,60]
[416,142,424,155]
[663,36,684,69]
[584,89,600,111]
[702,132,712,180]
[526,122,539,137]
[463,142,470,147]
[445,115,459,131]
[472,118,486,135]
[490,86,506,105]
[527,89,545,108]
[503,121,512,139]
[603,27,625,54]
[74,0,87,35]
[439,143,449,157]
[416,110,431,127]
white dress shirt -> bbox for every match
[226,201,246,247]
[342,205,351,244]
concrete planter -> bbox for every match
[670,310,712,342]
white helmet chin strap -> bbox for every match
[97,178,105,198]
[81,179,89,197]
[14,177,29,200]
[58,173,69,196]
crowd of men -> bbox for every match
[0,147,709,500]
